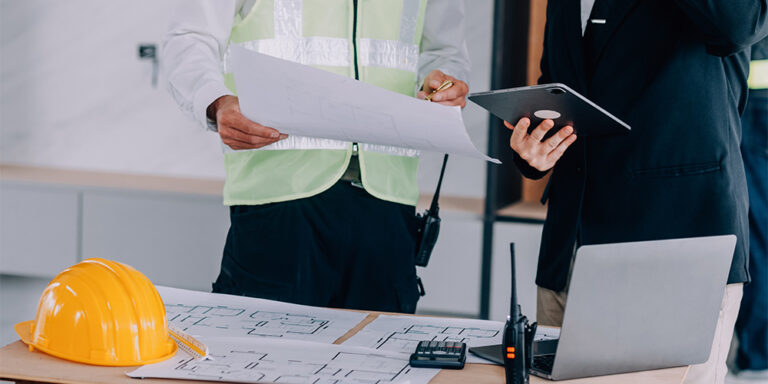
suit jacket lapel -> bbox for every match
[560,0,588,92]
[586,0,641,72]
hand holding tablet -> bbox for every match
[504,117,578,172]
[469,83,631,171]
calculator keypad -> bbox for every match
[409,341,467,369]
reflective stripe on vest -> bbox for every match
[222,139,420,157]
[749,59,768,90]
[358,38,419,73]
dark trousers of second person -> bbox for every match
[211,180,421,314]
[734,88,768,371]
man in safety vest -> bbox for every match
[163,0,470,313]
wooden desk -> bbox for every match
[0,312,687,384]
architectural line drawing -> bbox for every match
[128,339,439,384]
[157,286,368,344]
[342,315,505,365]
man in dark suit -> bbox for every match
[505,1,768,383]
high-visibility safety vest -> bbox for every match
[749,60,768,89]
[220,0,429,206]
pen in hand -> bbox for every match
[425,80,454,102]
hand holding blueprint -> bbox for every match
[231,46,499,163]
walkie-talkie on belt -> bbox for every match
[503,243,537,384]
[414,154,448,267]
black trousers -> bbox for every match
[212,181,421,313]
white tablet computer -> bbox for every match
[468,83,631,136]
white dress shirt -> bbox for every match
[162,0,471,131]
[581,0,596,36]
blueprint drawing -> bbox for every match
[342,315,506,365]
[128,338,439,384]
[157,286,368,344]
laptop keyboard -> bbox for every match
[533,354,555,374]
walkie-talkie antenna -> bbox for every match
[429,154,449,214]
[503,242,529,383]
[509,243,520,321]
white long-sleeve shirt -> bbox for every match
[163,0,471,131]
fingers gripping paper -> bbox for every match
[231,46,499,163]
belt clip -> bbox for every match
[416,276,426,297]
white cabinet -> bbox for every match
[0,183,79,277]
[81,191,229,291]
[1,176,488,317]
[416,213,483,316]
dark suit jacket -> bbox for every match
[514,0,768,292]
[753,36,768,61]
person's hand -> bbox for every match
[417,70,469,108]
[207,95,288,150]
[505,117,577,172]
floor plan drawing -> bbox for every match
[342,315,505,364]
[373,323,501,346]
[166,304,335,338]
[157,286,368,344]
[127,338,439,384]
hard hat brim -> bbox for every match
[14,321,34,347]
[15,320,178,366]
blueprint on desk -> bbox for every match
[341,315,505,364]
[157,286,368,344]
[127,338,439,384]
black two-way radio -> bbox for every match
[503,243,537,384]
[414,154,448,267]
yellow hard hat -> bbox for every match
[15,258,177,366]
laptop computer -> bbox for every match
[471,235,736,380]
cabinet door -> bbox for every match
[489,223,543,322]
[416,214,483,317]
[81,191,229,291]
[0,183,79,277]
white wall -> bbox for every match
[0,0,493,198]
[0,0,223,179]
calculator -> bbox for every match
[409,341,467,369]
